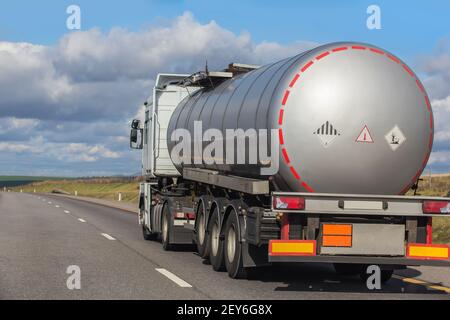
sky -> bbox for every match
[0,0,450,176]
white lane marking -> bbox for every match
[55,205,60,208]
[155,268,192,288]
[48,202,52,204]
[64,210,70,214]
[78,218,86,223]
[101,233,116,240]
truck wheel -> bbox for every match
[333,263,365,276]
[207,207,225,271]
[142,226,157,241]
[224,210,247,279]
[161,205,172,251]
[360,268,394,284]
[196,202,209,259]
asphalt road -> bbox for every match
[0,192,449,300]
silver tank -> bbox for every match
[167,42,433,195]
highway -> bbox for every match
[0,192,449,300]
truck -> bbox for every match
[129,42,450,281]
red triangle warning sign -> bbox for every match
[356,125,374,143]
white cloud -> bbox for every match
[420,43,450,172]
[0,12,316,175]
[10,118,39,129]
[0,117,39,134]
[432,96,450,111]
[52,12,315,83]
[435,130,450,142]
[0,142,32,153]
[0,137,120,163]
[0,11,315,123]
[431,96,450,144]
[420,40,450,99]
[428,151,450,165]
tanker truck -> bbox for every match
[129,42,450,281]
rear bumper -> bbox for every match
[269,254,450,267]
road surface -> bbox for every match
[0,192,449,300]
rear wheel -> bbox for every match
[161,205,172,251]
[207,207,225,271]
[224,210,247,279]
[196,202,209,259]
[141,208,157,241]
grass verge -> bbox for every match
[12,178,141,204]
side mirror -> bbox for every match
[130,128,143,149]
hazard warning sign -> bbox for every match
[313,120,341,148]
[356,125,374,143]
[385,125,406,151]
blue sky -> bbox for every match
[1,0,449,58]
[1,1,450,176]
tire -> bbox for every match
[196,202,209,259]
[161,205,172,251]
[142,226,157,241]
[224,210,247,279]
[360,268,394,284]
[333,263,365,276]
[207,207,225,271]
[141,208,158,241]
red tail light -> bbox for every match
[422,201,450,214]
[186,213,196,220]
[273,196,305,210]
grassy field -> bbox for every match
[7,174,450,244]
[11,178,141,204]
[407,174,450,197]
[0,176,65,188]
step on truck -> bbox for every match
[130,42,450,281]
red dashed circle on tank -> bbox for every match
[278,45,433,194]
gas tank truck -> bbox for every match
[130,42,450,281]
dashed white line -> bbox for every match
[155,268,192,288]
[78,218,86,223]
[48,202,52,204]
[64,210,70,214]
[55,205,60,208]
[101,233,116,240]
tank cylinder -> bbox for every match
[167,42,433,195]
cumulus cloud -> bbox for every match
[420,40,450,100]
[0,12,315,176]
[51,12,315,83]
[428,151,450,165]
[415,39,450,172]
